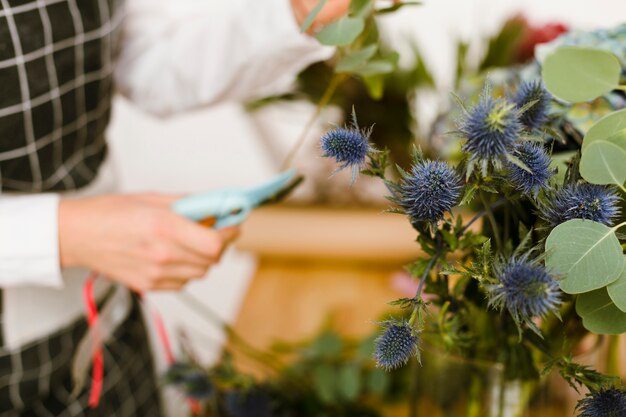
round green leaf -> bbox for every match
[576,288,626,334]
[315,16,365,46]
[582,109,626,151]
[545,219,624,294]
[335,45,378,73]
[607,258,626,312]
[542,47,621,102]
[579,140,626,187]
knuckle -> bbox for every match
[146,212,174,238]
[150,247,175,265]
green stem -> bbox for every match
[281,73,346,169]
[408,358,420,417]
[479,191,503,252]
[467,373,483,417]
[606,335,621,377]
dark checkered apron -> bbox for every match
[0,0,162,415]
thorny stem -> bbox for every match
[281,73,346,169]
[479,191,503,252]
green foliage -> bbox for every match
[579,140,626,187]
[335,45,378,73]
[300,0,328,32]
[316,16,365,46]
[545,219,624,294]
[576,288,626,334]
[607,261,626,312]
[582,109,626,151]
[544,356,621,393]
[542,47,622,102]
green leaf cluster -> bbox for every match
[543,47,626,334]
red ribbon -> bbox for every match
[83,273,104,408]
[83,276,200,414]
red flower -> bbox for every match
[517,18,568,62]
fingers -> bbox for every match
[166,214,240,260]
[135,193,185,207]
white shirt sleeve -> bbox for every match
[0,194,63,288]
[115,0,334,116]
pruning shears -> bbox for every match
[171,169,303,228]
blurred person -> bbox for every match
[0,0,348,415]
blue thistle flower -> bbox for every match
[506,141,553,197]
[539,183,621,227]
[576,388,626,417]
[374,320,420,370]
[486,256,562,335]
[513,81,552,130]
[321,109,373,183]
[460,92,521,176]
[396,160,462,224]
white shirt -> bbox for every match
[0,0,332,349]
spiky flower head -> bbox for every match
[321,109,373,183]
[459,91,521,176]
[576,388,626,417]
[506,141,553,197]
[486,255,562,335]
[396,159,462,224]
[513,81,552,130]
[374,320,420,371]
[539,183,620,227]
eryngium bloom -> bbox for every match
[487,256,561,335]
[320,110,373,183]
[460,94,521,175]
[506,141,553,197]
[539,183,620,227]
[397,160,462,224]
[576,388,626,417]
[513,81,552,130]
[374,321,420,370]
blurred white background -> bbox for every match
[106,0,626,414]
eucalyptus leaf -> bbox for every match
[335,45,378,73]
[579,140,626,187]
[354,60,395,77]
[576,288,626,334]
[300,0,327,33]
[542,47,621,102]
[545,219,624,294]
[582,109,626,151]
[315,16,365,46]
[349,0,374,18]
[607,259,626,312]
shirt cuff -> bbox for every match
[0,194,63,288]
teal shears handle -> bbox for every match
[171,169,297,229]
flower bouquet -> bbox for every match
[319,31,626,416]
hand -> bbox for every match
[291,0,350,31]
[58,194,239,292]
